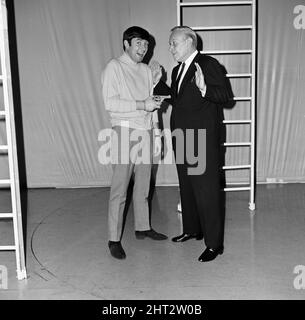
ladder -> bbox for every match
[177,0,256,210]
[0,0,27,280]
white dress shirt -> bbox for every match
[177,50,198,92]
[177,50,206,97]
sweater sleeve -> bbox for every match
[101,61,137,113]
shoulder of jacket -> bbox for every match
[198,54,220,66]
[172,64,180,72]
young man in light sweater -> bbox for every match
[101,26,168,260]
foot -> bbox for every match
[198,246,224,262]
[108,241,126,259]
[135,229,168,240]
[172,233,203,242]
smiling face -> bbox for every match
[124,37,148,63]
[169,30,193,63]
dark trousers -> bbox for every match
[173,127,224,249]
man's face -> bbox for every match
[169,31,190,62]
[124,37,148,63]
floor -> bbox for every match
[0,184,305,300]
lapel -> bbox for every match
[177,52,201,98]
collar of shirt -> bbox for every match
[120,52,138,65]
[184,49,198,71]
[177,50,198,88]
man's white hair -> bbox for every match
[171,26,198,49]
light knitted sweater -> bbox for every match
[101,52,158,130]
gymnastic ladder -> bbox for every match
[177,0,256,210]
[0,0,27,280]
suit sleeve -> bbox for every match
[202,58,232,104]
[153,79,174,106]
[153,80,171,96]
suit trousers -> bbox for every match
[173,125,224,249]
[108,126,152,241]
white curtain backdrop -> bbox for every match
[1,0,303,187]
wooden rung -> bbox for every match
[226,73,252,78]
[223,187,251,192]
[201,49,252,55]
[0,213,14,218]
[223,165,251,170]
[180,1,253,7]
[0,245,16,251]
[193,25,252,31]
[223,120,252,124]
[223,142,251,146]
[0,145,8,151]
[234,96,252,101]
[0,179,11,185]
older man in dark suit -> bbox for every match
[166,26,232,262]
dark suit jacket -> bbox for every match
[154,52,232,130]
[171,53,231,130]
[169,53,231,170]
[153,52,232,169]
[154,53,231,246]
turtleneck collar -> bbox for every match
[120,51,138,65]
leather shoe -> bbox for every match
[108,241,126,259]
[172,233,203,242]
[135,229,168,240]
[198,246,224,262]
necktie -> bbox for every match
[175,62,185,96]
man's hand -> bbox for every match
[144,96,161,111]
[149,60,162,85]
[194,62,207,94]
[153,95,171,104]
[136,96,161,111]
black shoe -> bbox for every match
[135,229,168,240]
[108,241,126,259]
[198,246,224,262]
[172,233,203,242]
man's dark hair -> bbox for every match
[123,26,150,50]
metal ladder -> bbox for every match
[0,0,27,280]
[177,0,256,210]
